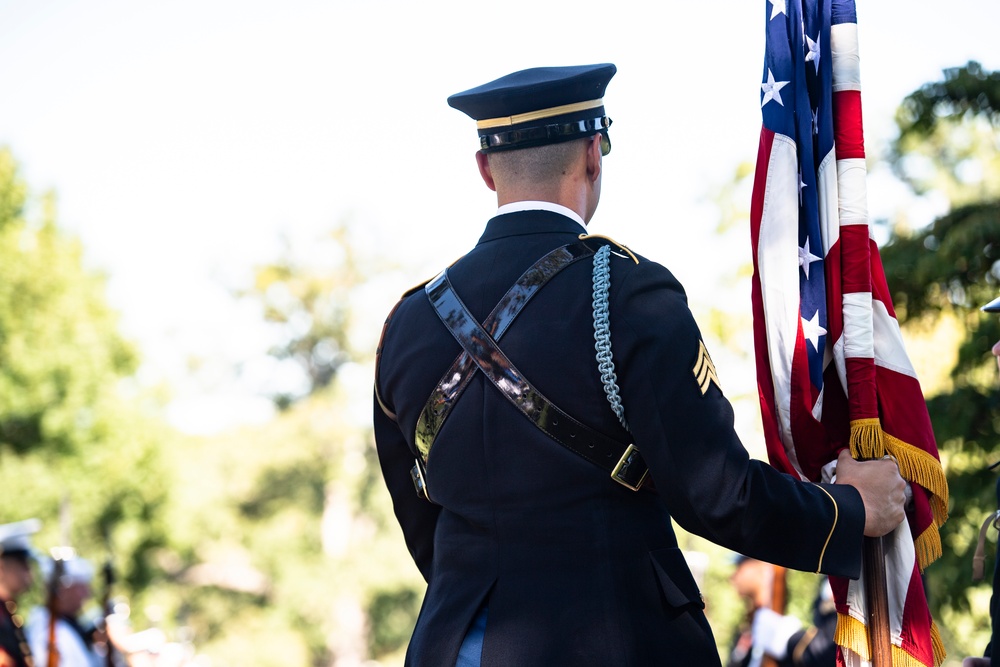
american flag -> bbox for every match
[748,0,949,665]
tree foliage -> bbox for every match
[0,147,169,603]
[890,61,1000,206]
[153,375,423,666]
[879,63,1000,658]
[241,224,376,408]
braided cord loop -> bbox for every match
[592,244,629,431]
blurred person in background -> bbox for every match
[727,556,836,667]
[962,297,1000,667]
[0,519,41,667]
[27,554,102,667]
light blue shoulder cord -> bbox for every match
[592,244,629,432]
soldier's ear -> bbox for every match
[586,135,602,184]
[476,150,497,192]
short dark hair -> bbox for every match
[0,550,31,566]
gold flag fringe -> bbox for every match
[930,621,946,667]
[882,431,950,528]
[847,419,949,570]
[835,613,871,661]
[834,613,946,666]
[913,522,943,572]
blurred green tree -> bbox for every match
[878,61,1000,659]
[148,224,422,666]
[156,367,422,666]
[890,61,1000,207]
[240,223,380,409]
[0,147,169,602]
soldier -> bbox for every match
[27,554,103,667]
[0,519,41,667]
[962,297,1000,667]
[726,556,836,667]
[373,63,907,666]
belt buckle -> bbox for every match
[610,444,648,491]
[410,458,431,502]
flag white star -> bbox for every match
[811,108,819,135]
[769,0,787,20]
[798,237,822,279]
[761,69,789,107]
[801,310,827,351]
[805,32,821,74]
[798,170,807,205]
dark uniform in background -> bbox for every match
[784,582,839,667]
[374,64,873,667]
[0,520,40,667]
[973,296,1000,665]
[726,557,836,667]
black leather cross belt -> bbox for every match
[415,242,594,460]
[416,242,648,497]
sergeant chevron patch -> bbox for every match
[692,341,721,395]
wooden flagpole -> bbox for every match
[863,532,892,666]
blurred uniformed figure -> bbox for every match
[727,556,836,667]
[373,63,908,667]
[0,519,41,667]
[962,297,1000,667]
[27,553,102,667]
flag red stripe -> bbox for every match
[869,239,898,319]
[846,356,878,421]
[833,90,865,159]
[839,224,871,294]
[899,564,936,663]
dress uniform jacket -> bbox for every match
[374,209,867,667]
[0,601,32,667]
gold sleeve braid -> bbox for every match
[813,485,839,574]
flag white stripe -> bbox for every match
[873,299,918,377]
[759,133,802,451]
[831,23,861,92]
[837,158,869,226]
[844,520,917,656]
[817,149,840,256]
[842,292,874,358]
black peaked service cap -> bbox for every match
[448,63,616,153]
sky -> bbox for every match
[1,0,997,435]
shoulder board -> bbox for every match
[375,276,432,421]
[578,233,639,264]
[400,278,432,299]
[398,250,466,300]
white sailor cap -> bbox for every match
[982,295,1000,313]
[39,549,95,585]
[0,519,41,558]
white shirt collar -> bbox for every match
[496,200,587,230]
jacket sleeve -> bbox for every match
[613,260,865,578]
[373,392,441,582]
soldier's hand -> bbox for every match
[962,658,990,667]
[834,449,906,537]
